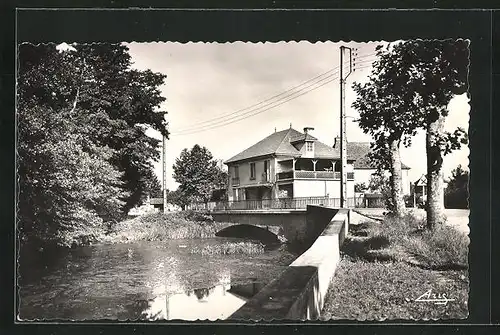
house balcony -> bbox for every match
[276,171,354,181]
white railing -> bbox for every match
[186,197,357,211]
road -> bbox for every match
[353,208,470,235]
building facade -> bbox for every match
[225,127,356,203]
[341,141,412,196]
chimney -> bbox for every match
[333,135,341,148]
[303,127,314,135]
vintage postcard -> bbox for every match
[16,11,471,323]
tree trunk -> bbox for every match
[426,117,446,229]
[389,140,406,217]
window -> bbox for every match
[250,162,256,180]
[263,160,270,181]
[234,166,239,178]
[306,142,314,151]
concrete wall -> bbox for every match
[229,207,349,320]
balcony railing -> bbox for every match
[276,171,354,181]
[186,196,357,211]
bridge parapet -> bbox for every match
[229,208,350,320]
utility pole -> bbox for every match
[339,46,353,208]
[161,113,169,214]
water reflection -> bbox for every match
[142,270,257,321]
[142,271,264,320]
[18,238,296,321]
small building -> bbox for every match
[148,198,181,212]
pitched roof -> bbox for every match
[225,128,344,164]
[225,129,411,169]
[333,141,410,170]
[225,128,302,164]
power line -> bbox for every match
[354,52,377,60]
[354,58,378,68]
[171,66,339,132]
[170,72,340,136]
[354,65,373,71]
[171,72,339,136]
[171,69,340,135]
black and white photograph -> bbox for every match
[16,35,471,321]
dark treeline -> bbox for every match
[17,43,168,248]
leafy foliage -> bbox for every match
[444,165,469,209]
[172,145,228,204]
[106,211,232,243]
[352,40,469,226]
[367,174,393,211]
[166,189,190,210]
[17,43,167,247]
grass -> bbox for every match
[321,212,469,320]
[189,241,265,256]
[320,261,468,320]
[102,211,233,243]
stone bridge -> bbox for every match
[211,206,342,248]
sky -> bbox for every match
[125,41,470,191]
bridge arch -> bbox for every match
[215,224,281,245]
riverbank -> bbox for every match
[320,213,469,320]
[101,211,271,255]
[102,211,230,243]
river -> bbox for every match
[18,237,297,321]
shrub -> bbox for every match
[369,212,424,245]
[104,211,231,243]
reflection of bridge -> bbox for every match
[216,224,283,244]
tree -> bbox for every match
[211,166,229,201]
[352,43,419,217]
[167,189,189,210]
[444,165,469,209]
[17,43,168,246]
[353,40,469,228]
[144,172,163,198]
[172,145,224,205]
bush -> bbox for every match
[104,211,231,243]
[369,212,424,245]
